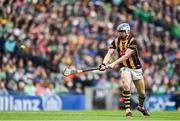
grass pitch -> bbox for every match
[0,110,179,121]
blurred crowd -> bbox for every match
[0,0,179,97]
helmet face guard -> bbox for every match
[116,30,127,39]
[116,23,130,39]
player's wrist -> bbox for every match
[101,63,106,66]
[99,63,106,71]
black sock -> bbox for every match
[138,96,145,107]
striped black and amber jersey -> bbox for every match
[109,36,142,69]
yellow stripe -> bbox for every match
[120,40,128,66]
[122,62,128,67]
[125,105,130,107]
[124,39,129,47]
[115,38,118,49]
[129,37,134,44]
[123,40,130,67]
[125,101,130,103]
[124,97,131,100]
[119,40,122,52]
[123,93,131,97]
[129,56,136,69]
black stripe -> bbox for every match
[134,49,142,69]
[123,91,131,94]
[126,59,132,69]
[129,55,135,69]
[135,48,139,56]
[117,38,120,55]
[132,53,138,69]
[120,63,124,68]
[122,41,127,44]
[127,36,133,45]
[110,39,116,49]
[112,40,116,47]
[112,40,116,48]
[123,95,131,98]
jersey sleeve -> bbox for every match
[127,37,137,51]
[109,39,116,49]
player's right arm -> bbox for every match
[102,49,115,65]
[99,39,116,71]
[99,49,115,71]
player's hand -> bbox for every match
[99,63,106,71]
[107,63,116,69]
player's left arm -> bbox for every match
[107,48,134,69]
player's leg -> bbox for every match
[133,78,146,107]
[133,75,150,116]
[120,68,132,116]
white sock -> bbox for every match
[126,108,131,113]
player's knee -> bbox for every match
[121,72,128,79]
[122,81,130,91]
